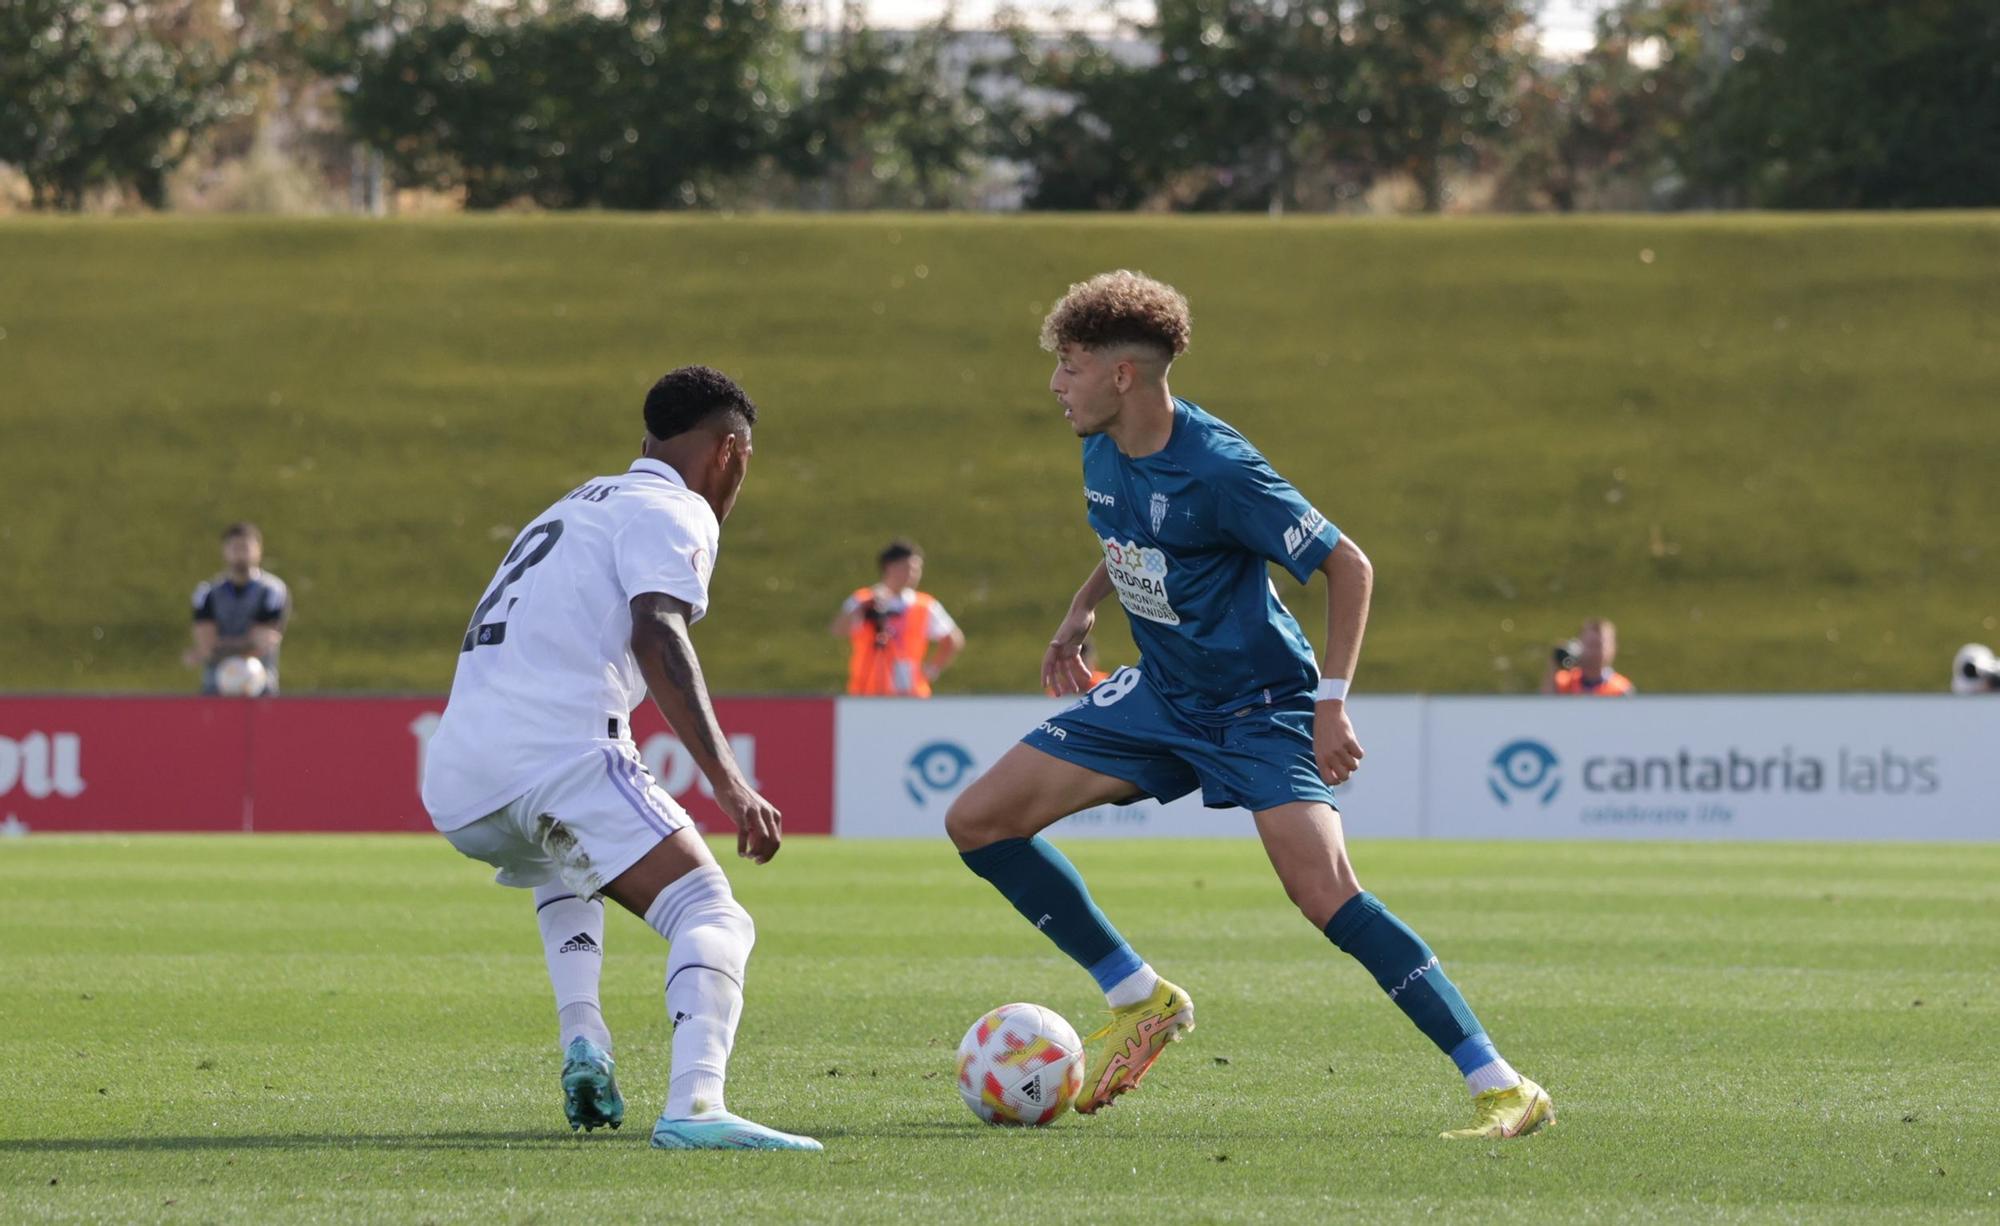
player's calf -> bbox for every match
[638,866,822,1152]
[644,865,755,1121]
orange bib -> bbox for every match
[847,587,942,697]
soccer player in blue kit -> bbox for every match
[945,271,1554,1140]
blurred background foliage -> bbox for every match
[3,1,1996,215]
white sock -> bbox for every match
[1465,1056,1522,1096]
[1105,963,1160,1009]
[534,883,610,1052]
[643,866,756,1119]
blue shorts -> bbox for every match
[1022,666,1337,813]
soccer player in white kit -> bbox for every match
[421,366,820,1152]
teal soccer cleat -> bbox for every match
[561,1037,625,1132]
[650,1109,823,1152]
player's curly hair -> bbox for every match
[1039,270,1192,361]
[643,365,758,440]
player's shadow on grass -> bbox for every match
[0,1130,598,1153]
[2,1120,997,1153]
[808,1120,989,1140]
[0,1123,989,1152]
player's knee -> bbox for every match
[1280,869,1362,930]
[667,895,755,987]
[719,897,755,953]
[944,789,997,851]
[648,865,755,977]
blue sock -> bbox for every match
[959,836,1143,992]
[1324,892,1494,1067]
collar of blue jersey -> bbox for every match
[1154,397,1192,456]
[627,457,691,489]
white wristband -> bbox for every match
[1315,677,1349,703]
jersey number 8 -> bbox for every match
[1090,666,1142,707]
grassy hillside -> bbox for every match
[1,213,1995,694]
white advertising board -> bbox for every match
[833,695,1425,839]
[1427,696,2000,841]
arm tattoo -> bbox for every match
[656,627,727,765]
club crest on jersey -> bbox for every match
[1150,492,1169,535]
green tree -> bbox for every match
[999,0,1535,213]
[338,0,791,209]
[982,28,1174,211]
[1495,0,1742,211]
[1347,0,1537,211]
[1698,0,2000,207]
[786,21,986,209]
[994,0,1365,212]
[0,0,246,208]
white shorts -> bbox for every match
[442,745,691,897]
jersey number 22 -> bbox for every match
[461,520,564,652]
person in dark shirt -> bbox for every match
[184,522,291,694]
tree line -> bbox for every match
[4,0,1995,213]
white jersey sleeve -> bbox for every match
[614,497,719,621]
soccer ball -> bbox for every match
[215,656,269,698]
[955,1002,1085,1126]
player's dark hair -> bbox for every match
[221,521,261,543]
[1041,270,1192,360]
[878,539,921,569]
[643,365,758,440]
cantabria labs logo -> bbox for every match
[1489,739,1562,806]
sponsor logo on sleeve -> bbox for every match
[1284,508,1329,559]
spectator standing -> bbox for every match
[831,540,964,696]
[184,522,291,694]
[1540,617,1633,696]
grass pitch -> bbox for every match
[1,835,1995,1222]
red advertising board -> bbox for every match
[0,698,254,832]
[0,696,833,836]
[625,699,834,837]
[248,697,443,833]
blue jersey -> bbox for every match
[1081,399,1340,719]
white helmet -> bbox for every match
[1951,643,1999,695]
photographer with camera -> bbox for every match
[830,539,965,697]
[1539,617,1635,696]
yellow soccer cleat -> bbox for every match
[1440,1077,1555,1141]
[1074,979,1195,1115]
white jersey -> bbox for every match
[422,457,720,831]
